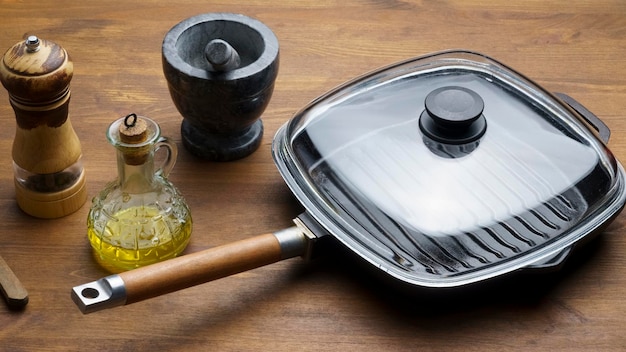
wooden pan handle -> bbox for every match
[72,227,308,313]
[121,233,283,304]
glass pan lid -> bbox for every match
[273,50,626,287]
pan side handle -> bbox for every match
[72,227,307,314]
[554,92,611,144]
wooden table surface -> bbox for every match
[1,1,626,351]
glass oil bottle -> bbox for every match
[87,114,192,272]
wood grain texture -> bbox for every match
[121,233,284,304]
[0,254,28,309]
[1,0,626,351]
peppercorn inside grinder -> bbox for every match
[162,13,279,161]
[0,35,87,218]
[87,114,192,272]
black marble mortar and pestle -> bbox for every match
[162,13,279,161]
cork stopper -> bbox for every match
[118,114,149,165]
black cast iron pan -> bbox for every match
[72,50,626,313]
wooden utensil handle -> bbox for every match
[0,255,28,309]
[121,232,289,304]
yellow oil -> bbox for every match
[87,205,192,272]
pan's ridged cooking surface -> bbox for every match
[273,50,626,287]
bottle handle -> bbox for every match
[154,136,177,178]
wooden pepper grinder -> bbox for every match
[0,35,87,218]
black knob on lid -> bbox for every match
[419,86,487,145]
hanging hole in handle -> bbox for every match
[154,136,178,178]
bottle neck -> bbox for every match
[116,149,157,193]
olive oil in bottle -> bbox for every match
[88,205,192,271]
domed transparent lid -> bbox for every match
[273,50,626,287]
